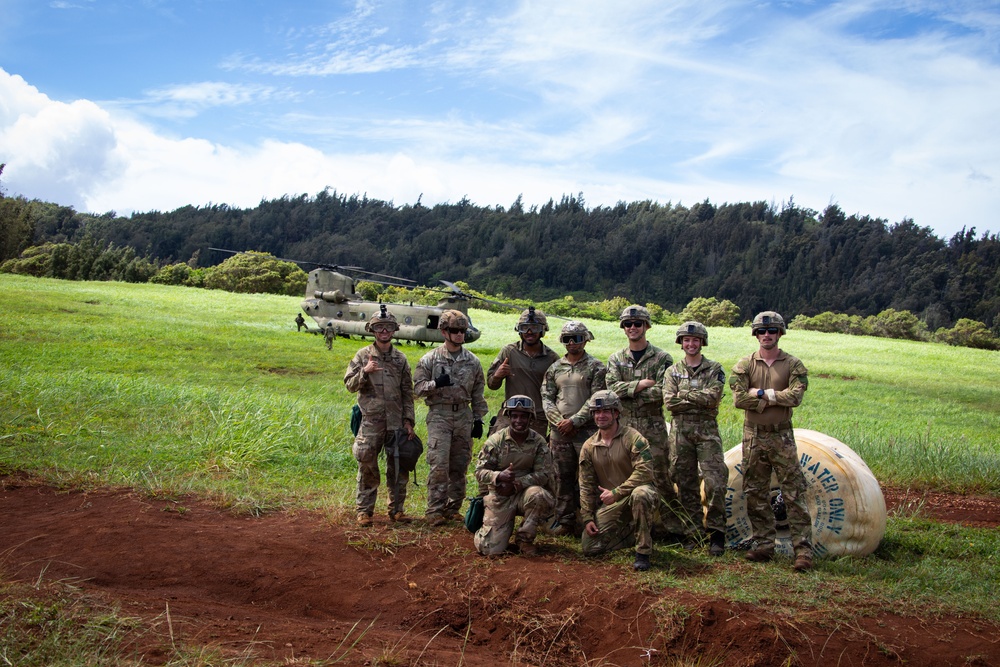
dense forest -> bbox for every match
[2,173,998,333]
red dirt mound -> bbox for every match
[2,478,998,666]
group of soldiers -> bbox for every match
[343,304,813,573]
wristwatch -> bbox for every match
[756,389,765,399]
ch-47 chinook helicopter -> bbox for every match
[210,249,509,344]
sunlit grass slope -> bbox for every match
[1,274,998,513]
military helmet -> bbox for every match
[675,320,708,345]
[751,311,786,335]
[515,306,549,333]
[501,394,536,417]
[619,304,651,327]
[588,390,622,412]
[439,309,469,331]
[365,304,399,333]
[560,320,593,342]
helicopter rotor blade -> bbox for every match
[437,280,522,310]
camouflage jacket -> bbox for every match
[730,349,808,426]
[343,343,415,430]
[413,346,488,420]
[541,352,606,429]
[579,425,654,525]
[606,344,674,418]
[474,428,553,494]
[663,356,725,418]
[486,341,559,407]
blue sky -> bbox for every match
[1,0,998,240]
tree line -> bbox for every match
[1,167,997,337]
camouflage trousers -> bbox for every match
[620,415,686,535]
[581,484,658,557]
[352,417,407,517]
[741,424,813,555]
[424,406,474,519]
[669,416,727,534]
[474,486,555,556]
[549,428,594,530]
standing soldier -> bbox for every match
[324,322,335,349]
[541,321,606,537]
[414,310,489,527]
[486,307,559,437]
[579,390,659,571]
[731,311,813,571]
[663,321,728,556]
[295,312,306,331]
[606,304,686,539]
[473,396,555,556]
[343,306,415,526]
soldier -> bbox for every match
[473,396,555,556]
[343,306,416,526]
[663,321,728,556]
[730,311,813,572]
[324,322,335,349]
[486,306,559,437]
[414,309,489,527]
[295,312,306,331]
[605,304,687,539]
[579,390,659,572]
[541,321,606,537]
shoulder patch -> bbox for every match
[716,369,726,383]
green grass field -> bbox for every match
[2,274,1000,664]
[2,273,997,509]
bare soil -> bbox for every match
[2,477,998,666]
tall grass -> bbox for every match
[1,274,998,505]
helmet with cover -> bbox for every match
[675,320,709,345]
[560,320,594,343]
[365,304,399,333]
[751,311,786,335]
[515,306,549,334]
[587,390,622,413]
[438,309,470,331]
[501,395,536,417]
[619,304,652,327]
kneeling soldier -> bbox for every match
[473,396,555,556]
[580,390,659,571]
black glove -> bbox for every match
[434,372,452,387]
[471,419,483,439]
[496,467,514,485]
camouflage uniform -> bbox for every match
[541,352,606,530]
[606,345,685,534]
[663,357,727,534]
[730,350,811,556]
[579,425,658,557]
[344,343,415,518]
[487,341,559,436]
[473,427,555,555]
[324,324,335,349]
[414,346,488,520]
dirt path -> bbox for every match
[2,478,998,666]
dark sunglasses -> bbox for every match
[503,396,535,410]
[621,320,645,329]
[444,327,467,335]
[754,327,781,335]
[561,334,585,344]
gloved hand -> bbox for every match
[495,481,517,497]
[496,466,515,485]
[471,419,483,438]
[434,372,452,387]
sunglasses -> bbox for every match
[621,320,645,329]
[561,334,586,344]
[516,324,544,334]
[370,324,394,333]
[754,327,781,335]
[444,327,467,335]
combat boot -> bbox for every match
[548,520,574,537]
[427,514,448,527]
[390,512,413,524]
[745,546,774,563]
[633,552,652,572]
[356,513,373,527]
[708,530,725,557]
[516,540,538,557]
[793,552,813,572]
